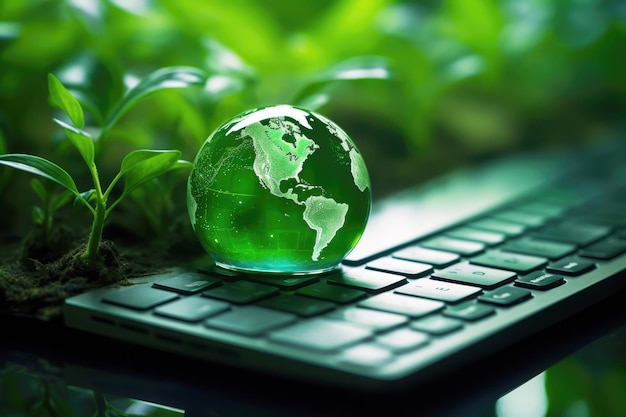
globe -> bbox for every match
[187,104,372,275]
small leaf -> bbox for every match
[0,154,79,195]
[293,55,391,105]
[319,55,392,82]
[32,206,44,225]
[122,150,181,188]
[103,66,206,130]
[74,189,96,210]
[51,191,73,212]
[30,178,48,202]
[0,128,6,155]
[53,118,95,167]
[48,73,85,128]
[111,150,182,206]
[118,149,178,175]
[171,159,194,170]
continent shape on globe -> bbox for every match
[188,105,371,274]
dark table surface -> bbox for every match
[2,284,625,417]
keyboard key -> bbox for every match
[376,328,430,352]
[395,278,481,303]
[546,258,596,276]
[154,296,230,322]
[269,319,372,351]
[296,282,366,304]
[153,272,221,295]
[478,286,532,306]
[328,268,407,293]
[531,222,610,246]
[197,264,241,281]
[366,257,433,278]
[340,344,394,367]
[470,250,547,274]
[205,306,296,336]
[578,239,626,260]
[445,227,506,246]
[536,187,591,207]
[359,293,444,318]
[517,201,567,217]
[246,274,320,290]
[492,210,547,228]
[515,271,564,290]
[501,236,576,260]
[103,286,179,310]
[392,246,460,268]
[327,307,408,332]
[443,301,495,321]
[571,212,626,228]
[259,295,335,317]
[469,218,526,236]
[420,236,485,256]
[202,281,279,304]
[411,315,463,335]
[432,262,516,289]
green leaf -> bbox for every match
[170,159,194,171]
[318,55,392,82]
[113,150,182,202]
[293,55,391,105]
[51,191,73,212]
[0,154,79,195]
[30,178,48,202]
[53,118,95,167]
[32,206,44,225]
[74,189,95,210]
[48,73,85,128]
[119,149,180,175]
[103,66,206,130]
[0,128,6,155]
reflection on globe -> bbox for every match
[187,104,371,275]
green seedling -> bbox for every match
[29,178,73,241]
[0,71,200,267]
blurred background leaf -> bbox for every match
[1,0,625,236]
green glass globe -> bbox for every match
[187,105,371,275]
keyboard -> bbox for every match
[63,139,626,391]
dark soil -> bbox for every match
[0,223,203,322]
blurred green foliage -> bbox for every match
[1,0,625,238]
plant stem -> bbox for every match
[84,197,106,265]
[82,164,106,265]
